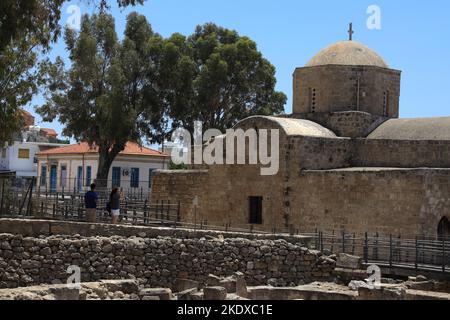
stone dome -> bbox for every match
[305,41,389,68]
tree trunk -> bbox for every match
[96,150,113,190]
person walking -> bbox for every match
[110,187,121,224]
[84,183,98,223]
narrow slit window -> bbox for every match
[310,88,317,113]
[249,196,263,224]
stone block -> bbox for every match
[336,253,362,270]
[203,287,227,300]
[174,278,199,293]
[235,272,248,298]
[206,274,221,287]
[176,288,198,301]
[139,288,172,300]
[101,280,139,294]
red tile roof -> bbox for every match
[19,110,35,128]
[40,128,58,138]
[37,142,169,157]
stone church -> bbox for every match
[152,36,450,239]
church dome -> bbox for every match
[305,41,389,68]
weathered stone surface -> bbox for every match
[203,286,227,300]
[139,288,172,300]
[235,272,248,298]
[336,254,362,270]
[174,278,199,293]
[348,280,372,291]
[176,288,198,301]
[0,226,332,290]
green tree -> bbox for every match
[0,0,145,144]
[37,12,167,186]
[163,23,287,135]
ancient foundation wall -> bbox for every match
[0,232,334,289]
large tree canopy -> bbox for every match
[0,0,145,145]
[163,23,287,135]
[37,12,167,184]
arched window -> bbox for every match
[438,216,450,241]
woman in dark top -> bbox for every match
[110,187,121,224]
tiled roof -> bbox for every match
[40,128,58,137]
[37,142,169,157]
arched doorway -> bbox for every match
[437,217,450,241]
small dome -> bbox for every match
[305,41,388,68]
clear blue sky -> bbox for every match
[28,0,450,144]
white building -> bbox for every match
[36,142,169,193]
[0,122,69,179]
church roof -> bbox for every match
[235,116,337,138]
[368,117,450,140]
[305,41,389,68]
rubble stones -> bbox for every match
[0,232,336,290]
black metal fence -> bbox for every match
[313,230,450,273]
[0,176,180,226]
[36,177,153,201]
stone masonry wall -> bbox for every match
[293,65,401,118]
[0,233,335,289]
[292,111,386,138]
[353,139,450,168]
[290,168,450,238]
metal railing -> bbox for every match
[313,230,450,274]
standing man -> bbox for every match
[84,183,98,223]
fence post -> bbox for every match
[177,201,181,222]
[26,177,35,216]
[443,239,446,273]
[315,228,318,250]
[166,200,170,221]
[342,231,345,254]
[143,200,148,224]
[415,237,418,271]
[352,233,356,255]
[331,230,335,253]
[389,234,393,268]
[0,179,5,216]
[320,232,324,252]
[364,232,368,264]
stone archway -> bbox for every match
[437,217,450,240]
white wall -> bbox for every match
[1,142,68,177]
[0,142,40,176]
[37,153,168,193]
